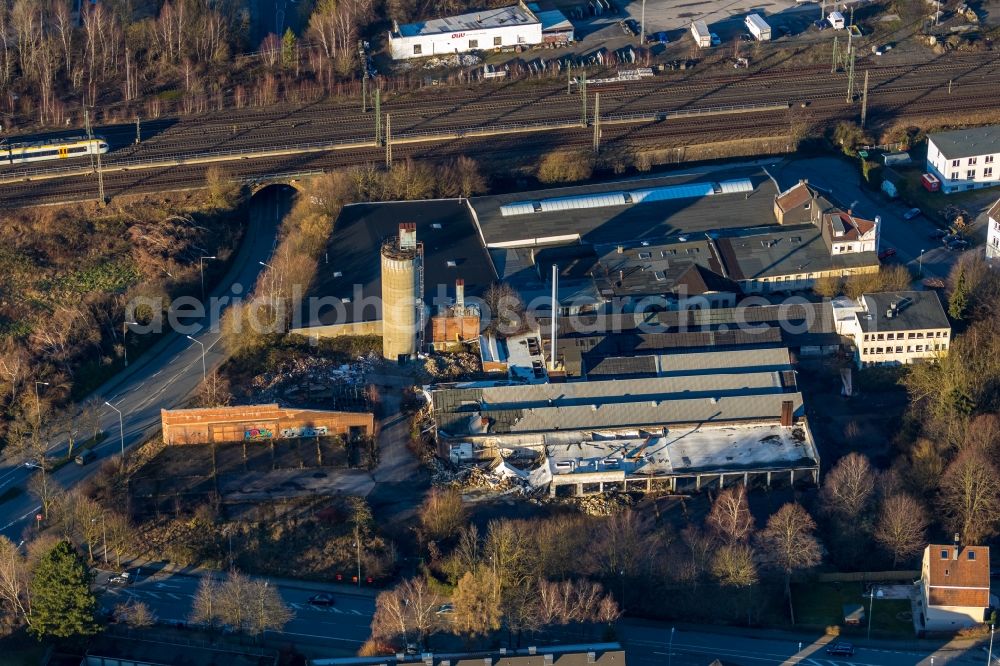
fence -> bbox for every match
[816,570,919,583]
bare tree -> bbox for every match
[116,600,157,628]
[874,493,928,567]
[419,487,465,543]
[190,577,221,629]
[760,503,821,625]
[246,578,293,637]
[711,542,758,587]
[940,448,1000,544]
[707,486,754,543]
[104,512,132,569]
[821,453,877,520]
[0,536,30,625]
[372,585,410,646]
[28,470,62,521]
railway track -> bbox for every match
[1,51,998,205]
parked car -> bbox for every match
[656,31,668,44]
[878,247,897,261]
[903,207,922,220]
[75,449,96,465]
[710,32,721,46]
[308,593,336,607]
[740,33,754,42]
[930,228,949,239]
[826,642,855,656]
[109,572,131,586]
[436,603,455,615]
[946,238,970,251]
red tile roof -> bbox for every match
[926,545,990,608]
[775,182,812,213]
[826,212,876,241]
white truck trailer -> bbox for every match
[690,20,711,47]
[745,14,771,41]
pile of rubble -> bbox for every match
[423,54,481,69]
[247,354,379,403]
[573,492,636,516]
[422,351,482,381]
[430,458,542,496]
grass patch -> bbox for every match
[792,581,914,636]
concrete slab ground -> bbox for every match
[618,0,812,32]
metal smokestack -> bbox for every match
[455,278,465,313]
[550,264,558,372]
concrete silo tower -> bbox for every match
[380,222,423,361]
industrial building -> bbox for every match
[527,302,842,379]
[290,199,496,346]
[832,291,951,367]
[294,169,879,363]
[429,346,820,496]
[926,125,1000,194]
[388,3,544,60]
[160,405,375,445]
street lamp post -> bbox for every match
[989,624,995,666]
[92,515,108,565]
[186,335,207,383]
[867,587,875,639]
[104,401,125,458]
[919,249,925,277]
[669,627,676,666]
[34,381,49,429]
[123,320,139,367]
[199,255,217,302]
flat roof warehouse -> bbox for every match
[297,168,877,327]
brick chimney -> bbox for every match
[399,222,417,249]
[780,400,794,427]
[455,278,465,311]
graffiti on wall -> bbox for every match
[280,426,329,438]
[244,426,275,441]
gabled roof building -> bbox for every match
[919,542,993,631]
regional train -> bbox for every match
[1,136,109,165]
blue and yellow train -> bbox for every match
[2,136,109,165]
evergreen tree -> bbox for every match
[281,29,297,69]
[29,541,99,639]
[949,268,969,320]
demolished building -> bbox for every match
[428,347,820,496]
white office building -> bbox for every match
[388,2,543,60]
[987,199,1000,260]
[926,125,1000,194]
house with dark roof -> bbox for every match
[926,125,1000,194]
[833,291,950,367]
[919,542,992,631]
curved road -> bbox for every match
[0,186,292,540]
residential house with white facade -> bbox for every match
[986,198,1000,261]
[833,291,950,368]
[919,542,992,632]
[926,125,1000,194]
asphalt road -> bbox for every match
[0,186,291,541]
[619,623,991,666]
[96,568,375,649]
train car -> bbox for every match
[2,137,109,165]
